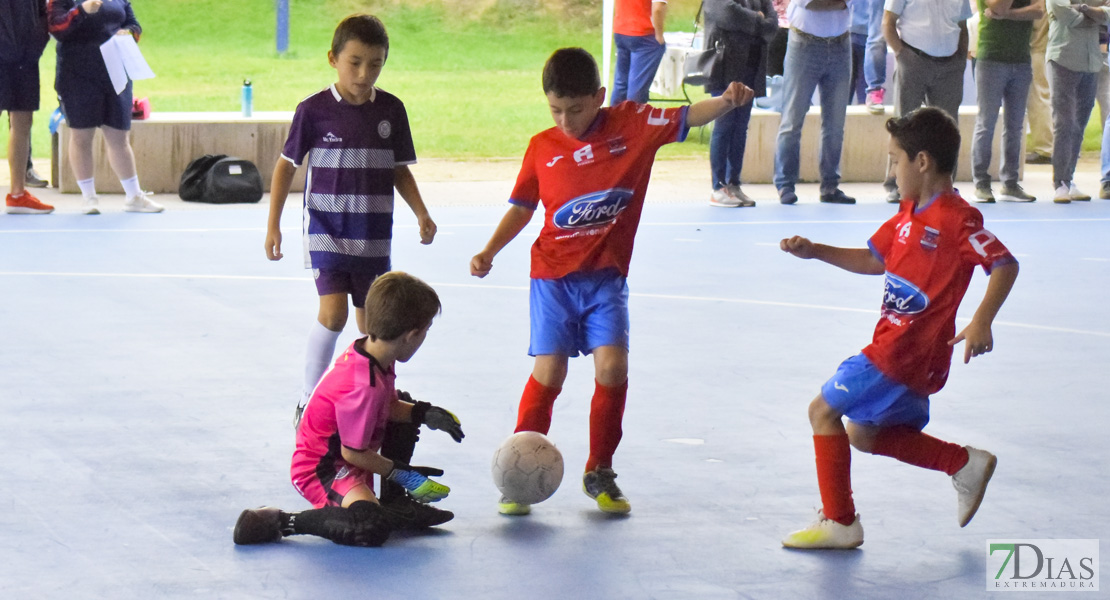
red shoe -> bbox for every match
[6,191,54,214]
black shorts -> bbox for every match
[58,78,132,130]
[0,61,41,112]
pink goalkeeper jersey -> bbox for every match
[290,341,395,490]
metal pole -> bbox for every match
[276,0,289,55]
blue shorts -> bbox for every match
[529,269,629,357]
[313,268,380,308]
[58,79,132,130]
[820,353,931,430]
[0,61,40,112]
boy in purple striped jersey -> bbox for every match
[264,14,437,424]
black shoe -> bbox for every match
[1025,152,1051,165]
[778,188,798,205]
[233,507,284,544]
[25,167,48,188]
[380,494,454,530]
[820,189,856,204]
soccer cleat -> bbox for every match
[582,467,631,514]
[1068,182,1090,202]
[497,494,532,516]
[778,188,798,205]
[5,191,54,214]
[866,89,885,115]
[1053,184,1071,204]
[25,167,48,188]
[380,494,454,529]
[998,183,1036,203]
[82,196,101,215]
[782,510,864,549]
[123,191,165,213]
[819,189,856,205]
[973,185,995,204]
[233,507,284,544]
[952,446,997,527]
[709,187,741,207]
[727,184,756,207]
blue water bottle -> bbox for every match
[241,79,253,118]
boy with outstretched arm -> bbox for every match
[263,14,437,426]
[470,47,753,516]
[779,107,1019,549]
[233,272,464,547]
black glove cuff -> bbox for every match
[409,401,432,425]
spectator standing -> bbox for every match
[1,0,54,214]
[1045,0,1109,203]
[1026,15,1054,163]
[970,0,1044,203]
[703,0,779,207]
[773,0,856,206]
[611,0,668,105]
[881,0,973,202]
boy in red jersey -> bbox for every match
[779,107,1020,549]
[470,47,753,516]
[233,272,464,547]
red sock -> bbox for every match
[814,434,856,526]
[871,426,969,475]
[514,375,561,434]
[585,379,627,472]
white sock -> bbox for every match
[120,175,142,198]
[77,178,96,199]
[303,320,342,405]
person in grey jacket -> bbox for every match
[703,0,778,207]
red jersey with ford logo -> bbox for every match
[509,101,689,280]
[863,192,1016,396]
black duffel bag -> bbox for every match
[179,154,263,204]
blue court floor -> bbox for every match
[1,187,1107,599]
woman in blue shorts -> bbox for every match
[48,0,162,214]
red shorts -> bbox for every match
[291,460,375,508]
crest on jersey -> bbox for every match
[378,120,392,139]
[920,226,940,250]
[883,272,929,315]
[552,188,634,230]
[607,136,627,156]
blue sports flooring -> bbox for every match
[1,194,1107,599]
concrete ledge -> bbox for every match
[52,106,1012,193]
[55,111,306,194]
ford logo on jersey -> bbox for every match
[882,272,929,315]
[553,188,634,230]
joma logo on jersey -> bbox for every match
[553,188,634,230]
[883,272,929,315]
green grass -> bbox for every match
[2,0,1102,163]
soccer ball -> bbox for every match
[491,431,564,504]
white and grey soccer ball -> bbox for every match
[491,431,564,504]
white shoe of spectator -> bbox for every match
[82,196,101,215]
[709,188,741,207]
[123,192,165,213]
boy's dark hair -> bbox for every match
[885,107,960,175]
[332,14,389,59]
[364,271,441,342]
[542,48,601,97]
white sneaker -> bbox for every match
[726,184,756,207]
[123,192,165,213]
[1068,182,1091,202]
[782,510,864,549]
[82,195,101,215]
[952,446,997,527]
[1054,184,1072,204]
[709,187,741,207]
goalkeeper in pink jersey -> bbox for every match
[233,272,464,547]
